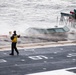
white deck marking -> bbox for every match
[0,59,7,63]
[67,53,76,57]
[27,67,76,75]
[28,55,48,60]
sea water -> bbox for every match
[0,0,76,35]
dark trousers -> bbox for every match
[11,42,19,55]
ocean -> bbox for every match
[0,0,76,35]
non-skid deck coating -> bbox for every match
[0,45,76,75]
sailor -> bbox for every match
[9,31,20,55]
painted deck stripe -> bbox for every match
[27,67,76,75]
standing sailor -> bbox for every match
[9,31,20,56]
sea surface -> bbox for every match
[0,0,76,35]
